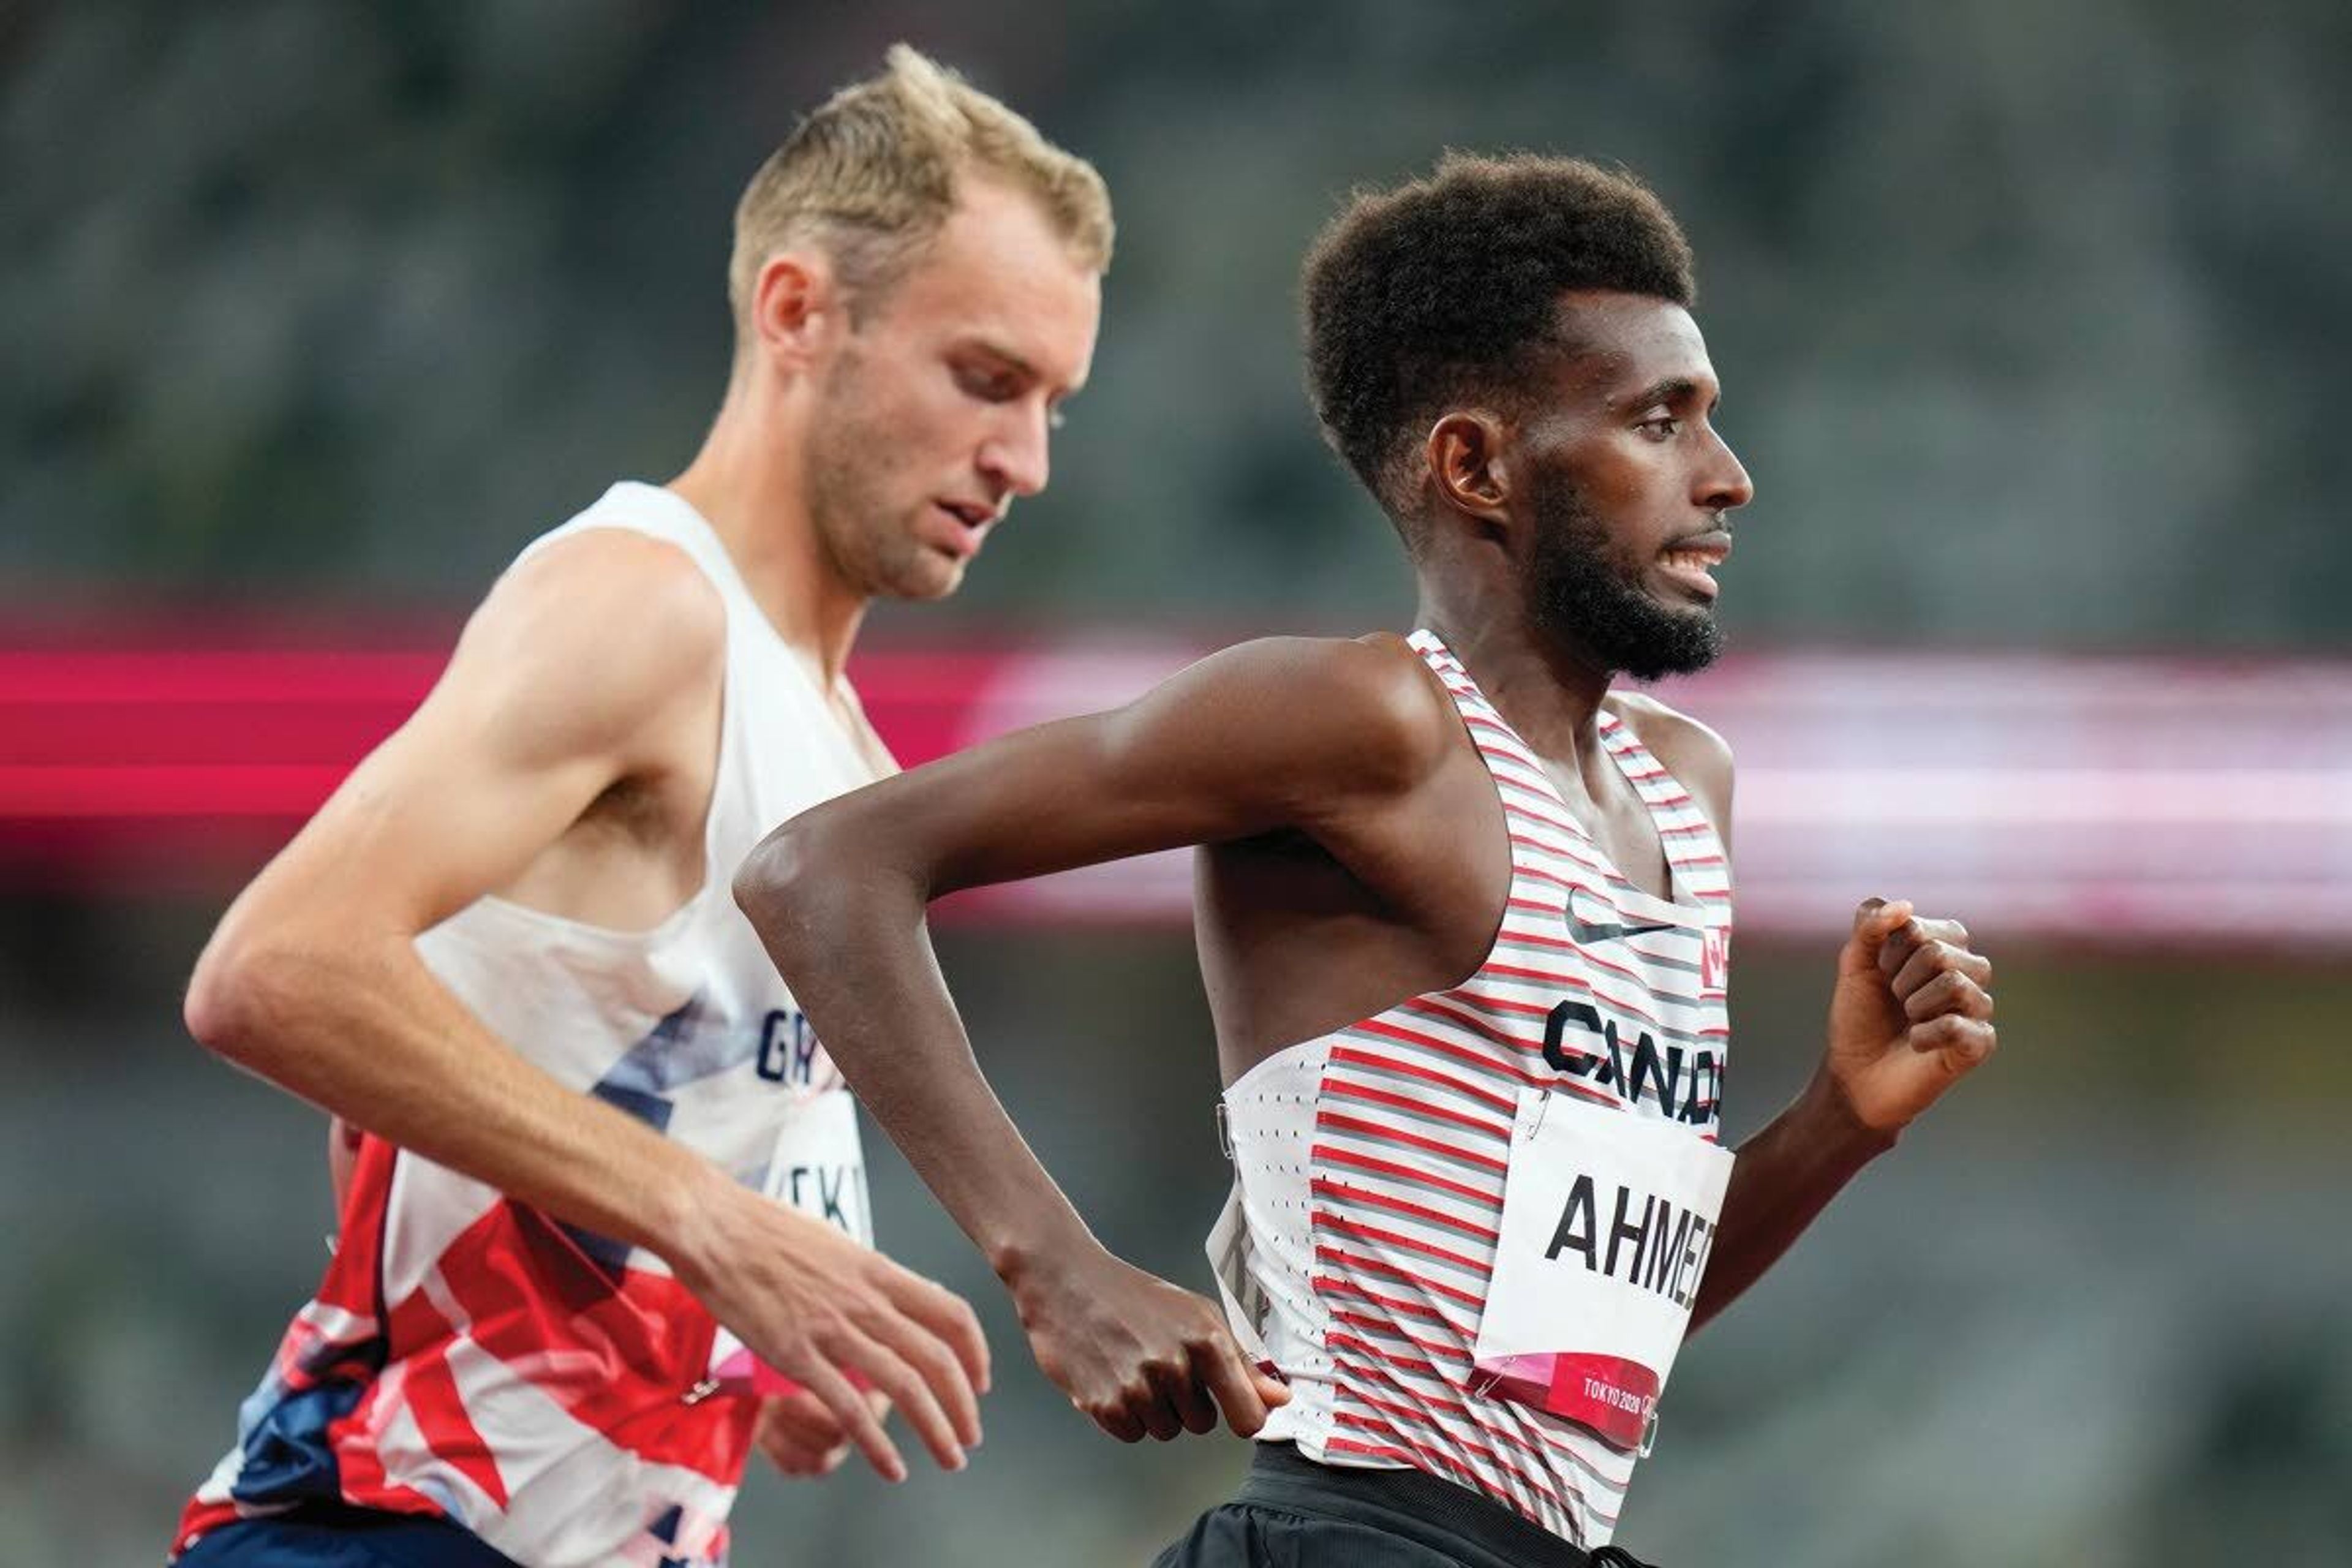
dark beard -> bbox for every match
[1524,466,1723,680]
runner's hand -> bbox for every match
[755,1387,892,1479]
[1823,897,1997,1133]
[1009,1243,1289,1443]
[672,1191,989,1483]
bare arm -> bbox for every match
[1692,897,1997,1327]
[186,530,984,1480]
[1616,698,1998,1330]
[734,635,1453,1442]
[189,533,733,1247]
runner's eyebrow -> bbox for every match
[1618,376,1708,411]
[962,341,1038,379]
[959,339,1086,399]
[1627,371,1721,413]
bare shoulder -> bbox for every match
[451,527,727,757]
[1604,689,1735,834]
[1603,688,1732,769]
[489,527,726,646]
[1155,632,1462,797]
[479,528,725,688]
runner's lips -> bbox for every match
[935,499,996,530]
[1657,529,1730,600]
[1660,530,1732,566]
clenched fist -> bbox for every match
[1006,1242,1290,1444]
[1823,897,1998,1135]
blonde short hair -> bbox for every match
[728,45,1114,336]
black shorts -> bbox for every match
[1153,1443,1658,1568]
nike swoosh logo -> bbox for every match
[1562,902,1679,946]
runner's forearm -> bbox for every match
[187,928,745,1272]
[734,824,1102,1284]
[1689,1069,1892,1329]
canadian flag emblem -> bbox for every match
[1700,926,1732,989]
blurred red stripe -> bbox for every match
[0,651,447,704]
[6,636,2350,946]
[0,765,353,815]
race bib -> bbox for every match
[702,1090,873,1396]
[1469,1088,1733,1451]
[755,1088,873,1246]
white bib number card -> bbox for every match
[1470,1088,1735,1450]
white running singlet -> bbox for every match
[1209,630,1734,1550]
[176,483,883,1567]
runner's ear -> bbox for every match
[1427,410,1515,530]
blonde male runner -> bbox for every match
[734,155,1998,1566]
[172,48,1108,1568]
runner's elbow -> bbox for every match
[183,926,322,1069]
[734,802,905,945]
[733,815,830,941]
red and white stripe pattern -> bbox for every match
[1223,631,1733,1549]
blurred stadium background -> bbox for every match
[5,3,2348,1563]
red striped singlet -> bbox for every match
[1210,630,1733,1549]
